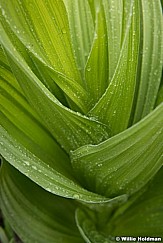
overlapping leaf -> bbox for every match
[0,0,80,82]
[0,124,111,202]
[108,168,163,236]
[75,168,163,242]
[76,208,111,243]
[0,32,108,152]
[0,162,84,243]
[85,1,108,109]
[89,0,140,135]
[0,0,163,242]
[64,0,94,79]
[0,0,92,113]
[71,103,163,197]
[0,47,72,177]
[0,47,109,203]
[132,0,163,123]
[102,0,124,82]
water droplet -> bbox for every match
[24,161,30,166]
[32,165,37,170]
[1,8,5,16]
[73,194,80,199]
[94,33,98,39]
[62,28,66,34]
[46,188,52,193]
[97,163,102,167]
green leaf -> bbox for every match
[0,0,81,83]
[75,192,128,243]
[0,50,73,178]
[109,168,163,236]
[0,227,9,243]
[71,103,163,198]
[76,208,111,243]
[0,162,84,243]
[132,0,163,123]
[89,0,140,135]
[0,57,108,202]
[85,1,108,109]
[0,0,93,113]
[0,38,108,152]
[64,0,94,79]
[76,169,163,241]
[0,124,110,203]
[155,84,163,106]
[102,0,124,82]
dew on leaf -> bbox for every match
[24,161,30,166]
[62,28,66,34]
[31,165,37,170]
[73,194,80,199]
[46,188,52,193]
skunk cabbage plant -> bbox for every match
[0,0,163,242]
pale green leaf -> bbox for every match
[0,23,68,108]
[0,0,92,112]
[71,103,163,198]
[0,125,110,203]
[0,51,73,178]
[0,37,108,152]
[132,0,163,123]
[102,0,124,82]
[87,0,96,23]
[64,0,94,79]
[89,0,140,135]
[0,162,84,243]
[0,0,80,83]
[85,1,108,109]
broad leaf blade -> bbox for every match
[132,0,163,123]
[85,1,108,109]
[102,0,124,82]
[0,162,84,243]
[0,125,110,203]
[0,35,108,152]
[0,0,92,113]
[0,49,73,177]
[89,0,140,135]
[0,0,80,83]
[109,168,163,236]
[64,0,94,79]
[71,103,163,198]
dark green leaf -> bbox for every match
[109,168,163,236]
[76,208,111,243]
[0,162,84,243]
